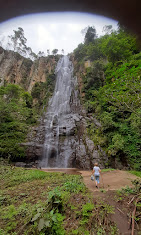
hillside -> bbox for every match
[72,25,141,170]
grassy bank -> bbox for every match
[129,171,141,178]
[0,165,117,235]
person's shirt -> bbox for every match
[93,166,100,176]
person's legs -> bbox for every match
[95,176,100,188]
[97,176,100,188]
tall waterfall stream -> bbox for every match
[40,56,80,168]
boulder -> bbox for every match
[85,137,95,153]
[15,162,26,167]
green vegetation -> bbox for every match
[52,49,59,55]
[73,24,141,170]
[31,72,56,113]
[120,179,141,195]
[129,171,141,178]
[0,164,117,234]
[0,84,36,161]
[101,168,115,172]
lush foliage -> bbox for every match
[73,25,141,169]
[0,84,36,160]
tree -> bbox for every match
[52,49,58,55]
[37,51,45,58]
[102,25,113,35]
[9,27,27,53]
[82,26,97,44]
[7,27,37,60]
[29,51,37,60]
[47,49,50,55]
[73,43,87,61]
[101,31,138,63]
[61,49,64,54]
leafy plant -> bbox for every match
[31,187,65,234]
[118,179,141,195]
[80,203,94,225]
[63,178,86,193]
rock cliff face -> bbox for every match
[0,46,58,91]
[0,48,108,169]
[23,56,108,169]
[24,107,108,169]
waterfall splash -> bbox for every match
[40,55,80,168]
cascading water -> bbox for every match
[40,55,80,168]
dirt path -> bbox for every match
[79,170,138,235]
[78,169,138,191]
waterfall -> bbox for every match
[40,55,80,168]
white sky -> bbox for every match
[0,12,118,55]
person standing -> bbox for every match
[92,163,101,188]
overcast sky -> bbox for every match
[0,12,118,55]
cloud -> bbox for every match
[0,12,118,55]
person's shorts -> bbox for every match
[95,175,100,183]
